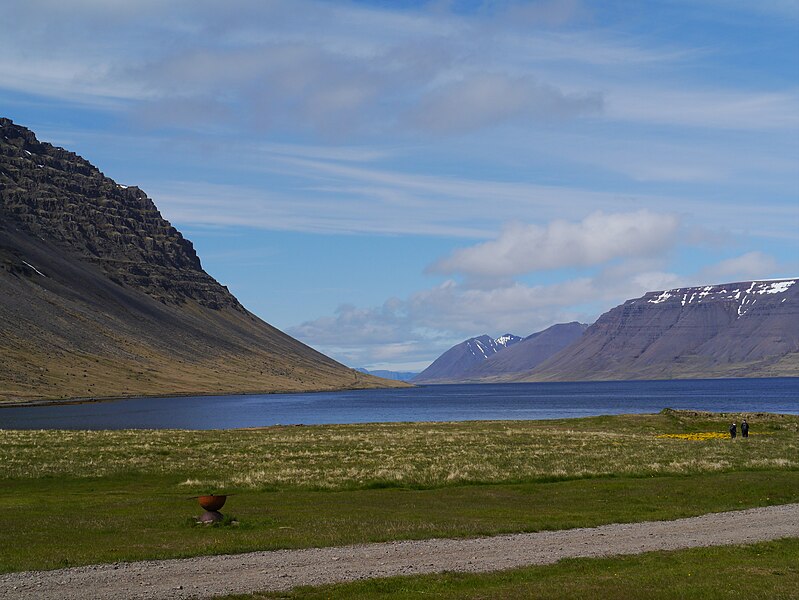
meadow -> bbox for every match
[219,539,799,600]
[1,409,797,577]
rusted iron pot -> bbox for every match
[198,495,227,512]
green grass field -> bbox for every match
[218,539,799,600]
[1,409,797,577]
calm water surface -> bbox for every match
[1,378,797,430]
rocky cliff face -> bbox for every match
[0,117,235,309]
[524,279,799,381]
[0,118,397,403]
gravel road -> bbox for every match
[2,503,797,599]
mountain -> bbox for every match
[464,322,588,382]
[412,333,523,383]
[520,279,799,382]
[0,117,400,403]
[355,368,419,382]
[413,325,589,384]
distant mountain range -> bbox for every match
[0,118,401,403]
[355,368,419,382]
[413,325,584,383]
[411,333,521,383]
[416,279,799,384]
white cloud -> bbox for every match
[407,73,602,134]
[606,88,799,131]
[698,251,780,282]
[294,250,787,367]
[287,219,691,368]
[144,150,795,242]
[291,250,788,368]
[406,277,597,333]
[287,263,685,368]
[494,0,587,28]
[431,211,680,278]
[0,0,741,136]
[677,0,799,20]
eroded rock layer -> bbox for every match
[0,117,235,309]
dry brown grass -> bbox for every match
[2,412,796,491]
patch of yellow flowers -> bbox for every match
[656,432,729,441]
[657,432,772,441]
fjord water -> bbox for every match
[1,378,797,430]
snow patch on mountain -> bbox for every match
[465,334,522,359]
[496,333,523,348]
[639,279,797,318]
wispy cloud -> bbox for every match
[606,87,799,130]
[1,0,746,136]
[406,73,602,134]
[675,0,799,20]
[147,150,797,242]
[430,211,680,278]
[698,251,780,282]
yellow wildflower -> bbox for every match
[656,432,728,441]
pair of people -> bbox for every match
[729,419,749,439]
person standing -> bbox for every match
[741,419,749,438]
[729,422,737,439]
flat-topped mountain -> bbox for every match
[522,279,799,381]
[0,118,398,403]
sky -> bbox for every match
[2,0,798,371]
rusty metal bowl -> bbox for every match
[197,494,227,511]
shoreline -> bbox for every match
[3,374,797,410]
[0,380,413,409]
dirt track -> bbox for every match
[2,503,798,599]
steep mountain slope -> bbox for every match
[0,118,397,403]
[464,322,588,382]
[522,280,799,382]
[413,334,522,383]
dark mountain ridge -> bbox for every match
[0,118,398,403]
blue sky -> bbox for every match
[2,0,797,370]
